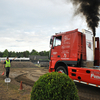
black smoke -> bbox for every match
[70,0,100,36]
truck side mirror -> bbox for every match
[50,38,53,45]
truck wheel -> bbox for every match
[56,66,67,74]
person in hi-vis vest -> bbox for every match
[3,57,16,78]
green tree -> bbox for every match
[39,51,49,57]
[39,51,44,56]
[31,49,39,55]
[16,52,19,57]
[44,50,49,56]
[26,50,30,57]
[11,51,17,57]
[31,49,36,54]
[31,51,39,55]
[0,51,3,57]
[19,52,24,57]
[8,51,12,57]
[3,49,9,57]
[23,50,29,57]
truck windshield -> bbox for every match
[53,36,62,47]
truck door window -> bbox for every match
[53,36,62,47]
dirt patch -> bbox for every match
[15,74,35,87]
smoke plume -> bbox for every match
[70,0,100,36]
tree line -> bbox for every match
[0,49,49,57]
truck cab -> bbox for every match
[49,29,86,74]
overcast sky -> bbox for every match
[0,0,100,52]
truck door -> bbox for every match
[51,36,62,59]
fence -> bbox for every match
[0,57,30,62]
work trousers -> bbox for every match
[6,67,10,78]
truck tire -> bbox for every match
[56,66,67,74]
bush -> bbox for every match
[31,72,79,100]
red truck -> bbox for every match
[49,29,100,87]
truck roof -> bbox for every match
[53,29,81,37]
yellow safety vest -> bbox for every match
[5,60,11,67]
